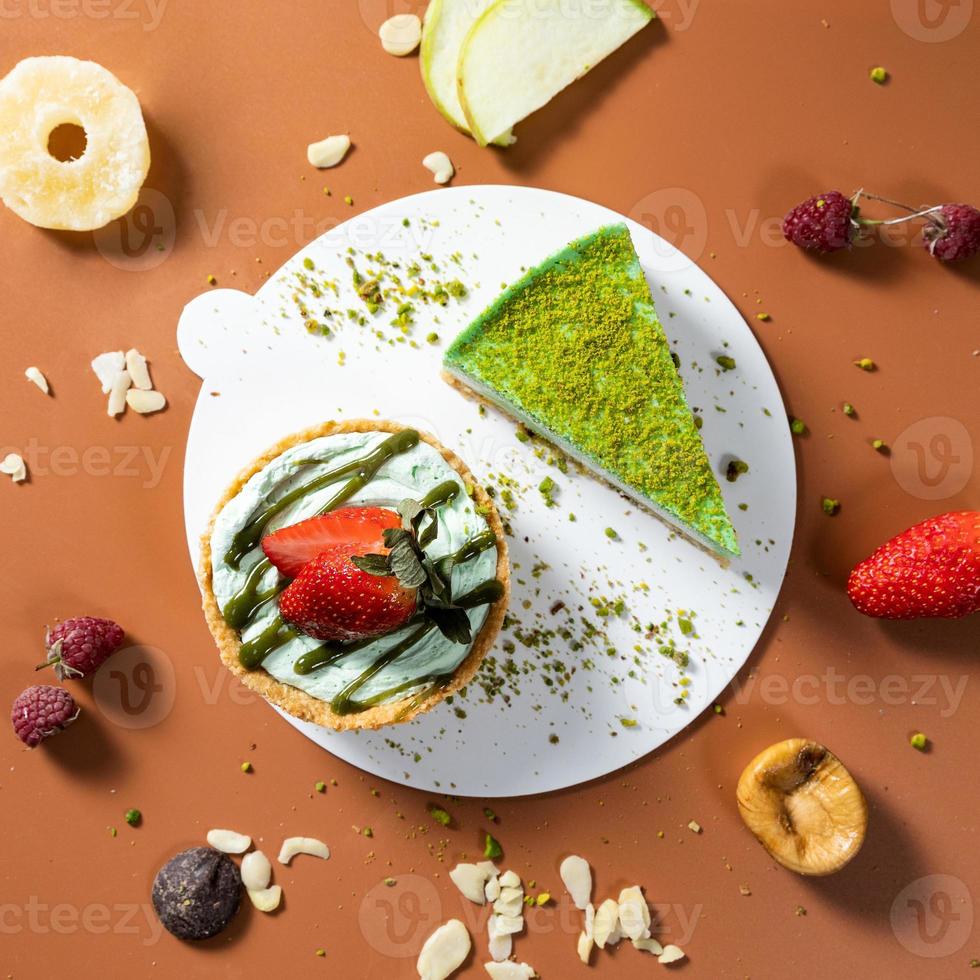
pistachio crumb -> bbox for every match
[315,781,326,793]
[853,357,876,371]
[821,497,841,516]
[241,761,253,773]
[870,66,889,84]
[124,808,141,827]
[910,732,928,751]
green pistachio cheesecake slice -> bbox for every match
[442,224,739,557]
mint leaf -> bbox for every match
[427,606,471,644]
[389,538,427,589]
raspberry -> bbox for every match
[923,204,980,262]
[39,616,125,680]
[783,191,858,253]
[11,685,79,747]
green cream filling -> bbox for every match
[210,431,496,708]
[443,223,739,556]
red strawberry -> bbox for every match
[262,506,401,579]
[847,511,980,619]
[279,544,418,642]
[11,685,79,747]
[38,616,125,680]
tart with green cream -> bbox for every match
[199,420,509,731]
[443,224,739,557]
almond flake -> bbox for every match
[417,919,470,980]
[24,366,49,394]
[126,389,166,415]
[107,370,131,417]
[634,936,664,955]
[485,875,501,903]
[492,913,524,937]
[493,886,524,918]
[593,898,622,948]
[248,884,282,912]
[422,151,454,185]
[498,869,520,889]
[559,855,592,910]
[487,915,512,963]
[91,351,124,393]
[379,13,421,56]
[577,931,594,964]
[125,349,152,390]
[241,850,272,891]
[0,453,27,483]
[483,962,535,979]
[688,820,702,834]
[617,885,650,942]
[450,863,490,905]
[206,828,252,853]
[659,944,686,965]
[278,836,330,864]
[307,134,351,169]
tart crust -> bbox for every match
[198,419,510,732]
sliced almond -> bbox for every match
[277,835,330,864]
[91,351,124,393]
[584,902,595,939]
[206,828,252,854]
[659,944,686,965]
[485,875,501,903]
[126,389,166,415]
[422,151,454,185]
[487,914,512,963]
[307,134,351,169]
[248,884,282,912]
[492,913,524,937]
[617,885,650,942]
[559,855,592,910]
[593,898,622,949]
[379,13,421,56]
[417,918,470,980]
[125,348,152,390]
[577,930,594,965]
[449,863,491,905]
[483,963,536,979]
[0,453,27,483]
[634,936,664,955]
[498,869,520,889]
[24,366,49,394]
[492,886,524,918]
[241,850,272,891]
[107,370,131,417]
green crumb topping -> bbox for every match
[842,402,856,416]
[713,704,724,715]
[620,717,638,728]
[821,497,841,516]
[910,732,927,750]
[604,527,618,540]
[790,417,807,435]
[124,808,141,827]
[870,66,889,84]
[303,257,315,271]
[344,195,354,206]
[484,833,503,859]
[484,807,498,822]
[726,459,749,482]
[443,224,739,556]
[428,804,452,827]
[854,358,876,371]
[426,332,439,344]
[538,475,558,507]
[872,439,888,453]
[715,355,736,372]
[315,781,326,793]
[755,312,771,322]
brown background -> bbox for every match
[1,1,978,977]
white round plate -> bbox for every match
[179,185,795,797]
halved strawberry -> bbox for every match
[278,544,418,642]
[261,506,401,579]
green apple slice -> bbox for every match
[420,0,495,134]
[458,0,654,146]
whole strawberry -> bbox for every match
[38,616,125,680]
[783,191,858,253]
[11,685,80,747]
[923,204,980,262]
[848,511,980,619]
[279,544,418,642]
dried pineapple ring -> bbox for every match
[0,56,150,231]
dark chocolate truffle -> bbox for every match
[152,846,242,940]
